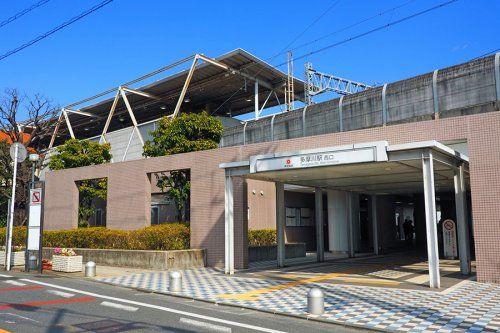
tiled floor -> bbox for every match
[96,256,499,333]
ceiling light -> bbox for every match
[160,105,166,110]
[184,98,190,103]
[246,98,252,102]
[118,116,125,122]
[84,127,89,131]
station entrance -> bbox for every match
[221,141,472,288]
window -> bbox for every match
[151,206,159,225]
[95,209,103,226]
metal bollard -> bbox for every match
[169,271,182,292]
[85,261,96,277]
[307,288,325,315]
[28,255,38,271]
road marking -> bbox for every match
[0,275,12,278]
[1,313,39,323]
[180,317,231,333]
[0,285,43,293]
[100,301,138,312]
[3,280,25,286]
[46,290,75,298]
[21,278,287,333]
[218,272,346,300]
[0,296,95,310]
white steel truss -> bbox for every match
[48,53,276,162]
[304,62,372,105]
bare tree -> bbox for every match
[0,88,60,226]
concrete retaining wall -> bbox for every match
[249,243,306,262]
[42,248,206,270]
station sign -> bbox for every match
[27,188,43,250]
[442,219,458,259]
[252,147,377,173]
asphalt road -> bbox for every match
[0,271,371,333]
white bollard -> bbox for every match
[307,287,325,315]
[169,271,182,292]
[85,261,96,277]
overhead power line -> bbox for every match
[0,0,114,62]
[274,0,459,67]
[0,0,52,29]
[287,0,418,54]
[471,48,500,61]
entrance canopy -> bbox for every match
[220,141,471,289]
[231,141,470,194]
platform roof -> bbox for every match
[55,49,304,145]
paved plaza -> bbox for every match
[96,254,500,333]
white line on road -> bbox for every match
[46,290,75,298]
[0,274,13,278]
[101,301,139,312]
[21,278,287,333]
[180,317,232,333]
[4,280,25,286]
[1,313,40,323]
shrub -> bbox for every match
[248,229,276,246]
[0,227,27,247]
[0,224,190,251]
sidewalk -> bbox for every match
[94,266,500,333]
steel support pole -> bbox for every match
[422,150,440,288]
[254,80,259,120]
[276,182,285,268]
[371,194,379,255]
[6,146,18,271]
[315,188,324,262]
[454,164,471,275]
[224,174,234,274]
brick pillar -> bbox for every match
[106,162,150,230]
[43,171,79,230]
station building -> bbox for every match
[42,49,500,287]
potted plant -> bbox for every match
[52,248,83,272]
[0,245,25,266]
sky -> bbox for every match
[0,0,498,120]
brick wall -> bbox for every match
[44,111,500,282]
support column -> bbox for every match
[327,190,349,253]
[224,175,234,274]
[276,182,285,267]
[315,188,324,262]
[454,164,471,275]
[371,195,379,255]
[422,150,440,288]
[347,192,354,258]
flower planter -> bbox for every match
[52,255,83,272]
[0,250,25,266]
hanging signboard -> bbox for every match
[253,147,376,173]
[27,188,43,250]
[442,219,458,259]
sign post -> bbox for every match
[27,188,43,272]
[443,219,458,259]
[6,142,27,271]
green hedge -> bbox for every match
[248,229,276,246]
[0,224,190,251]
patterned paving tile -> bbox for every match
[98,268,500,333]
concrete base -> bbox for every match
[42,248,206,270]
[249,243,306,262]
